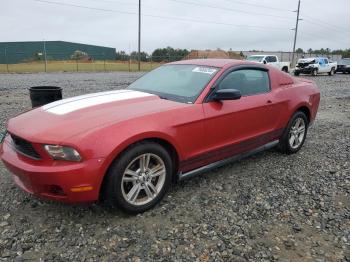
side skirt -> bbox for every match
[178,140,279,181]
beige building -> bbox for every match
[184,50,242,60]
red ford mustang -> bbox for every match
[0,59,320,213]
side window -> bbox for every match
[265,56,271,63]
[324,59,329,64]
[270,56,277,62]
[218,69,270,96]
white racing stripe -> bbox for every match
[44,90,154,115]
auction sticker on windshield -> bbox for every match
[192,67,217,75]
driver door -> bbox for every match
[201,68,273,165]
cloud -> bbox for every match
[0,0,349,53]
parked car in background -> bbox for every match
[246,55,291,73]
[0,59,320,213]
[336,58,350,74]
[294,57,337,76]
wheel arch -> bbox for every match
[294,105,311,123]
[98,134,181,200]
[282,66,289,72]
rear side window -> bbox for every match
[218,69,270,96]
[269,56,277,62]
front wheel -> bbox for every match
[311,69,318,76]
[278,111,308,154]
[103,142,172,213]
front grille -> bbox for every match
[297,63,310,68]
[10,134,41,160]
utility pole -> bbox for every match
[291,0,301,68]
[4,47,9,73]
[138,0,141,71]
[43,40,48,72]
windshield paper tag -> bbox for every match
[192,67,217,74]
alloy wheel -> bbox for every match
[289,117,306,149]
[121,153,166,206]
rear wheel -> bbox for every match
[328,68,335,76]
[278,111,308,154]
[103,142,172,213]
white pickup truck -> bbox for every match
[294,57,337,76]
[246,55,291,73]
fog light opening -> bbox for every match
[48,185,66,196]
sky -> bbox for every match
[1,0,349,53]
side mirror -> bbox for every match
[211,89,241,101]
[263,60,267,64]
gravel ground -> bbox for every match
[0,72,349,261]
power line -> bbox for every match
[219,0,293,12]
[84,0,137,5]
[302,17,348,34]
[298,30,350,47]
[34,0,290,30]
[167,0,295,20]
[182,0,349,36]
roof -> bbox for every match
[169,59,247,68]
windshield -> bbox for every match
[247,56,264,62]
[128,64,219,103]
[298,59,316,64]
[339,59,350,65]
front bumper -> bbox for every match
[295,67,313,74]
[336,67,350,73]
[0,136,105,203]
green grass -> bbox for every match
[0,60,163,73]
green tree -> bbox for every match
[151,47,189,62]
[296,48,304,54]
[130,51,148,62]
[115,51,129,61]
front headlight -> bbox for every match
[44,145,82,162]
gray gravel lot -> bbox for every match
[0,72,349,261]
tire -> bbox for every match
[294,71,300,76]
[328,68,335,76]
[311,69,318,76]
[282,67,289,73]
[103,142,172,214]
[278,111,308,154]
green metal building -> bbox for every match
[0,41,116,64]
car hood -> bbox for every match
[7,89,186,143]
[298,58,315,63]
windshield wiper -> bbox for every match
[158,95,169,100]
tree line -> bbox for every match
[115,47,350,62]
[115,47,189,62]
[296,48,350,57]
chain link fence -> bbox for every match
[0,50,344,73]
[0,51,188,73]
